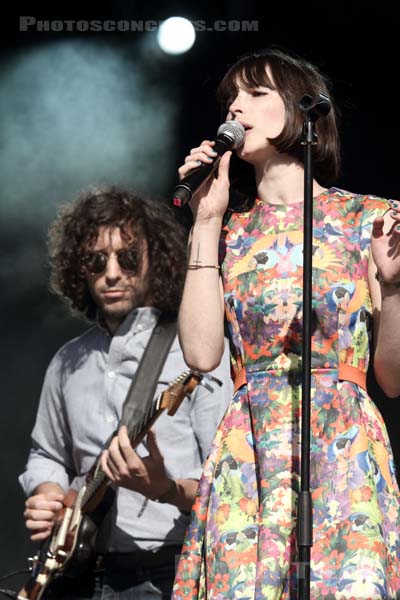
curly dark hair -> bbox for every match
[48,186,188,320]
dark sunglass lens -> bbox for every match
[85,252,107,274]
[117,249,139,272]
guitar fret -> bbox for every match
[130,402,158,446]
[82,468,107,508]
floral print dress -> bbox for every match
[173,188,400,599]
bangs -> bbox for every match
[217,57,276,110]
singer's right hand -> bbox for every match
[179,140,232,221]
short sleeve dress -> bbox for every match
[173,188,400,599]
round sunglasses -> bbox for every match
[83,248,140,275]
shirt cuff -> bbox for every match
[19,457,71,497]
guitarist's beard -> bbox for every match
[97,283,153,332]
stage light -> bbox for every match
[157,17,195,55]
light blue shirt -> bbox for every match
[19,307,232,551]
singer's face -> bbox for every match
[226,66,286,165]
[84,226,151,334]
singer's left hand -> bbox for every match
[371,201,400,283]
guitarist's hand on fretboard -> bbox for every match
[100,426,173,501]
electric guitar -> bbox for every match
[18,370,204,600]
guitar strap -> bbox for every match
[120,315,178,430]
[93,315,178,548]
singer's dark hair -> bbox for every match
[48,185,187,320]
[217,47,340,196]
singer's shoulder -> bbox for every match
[326,187,393,212]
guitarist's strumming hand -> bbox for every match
[101,426,173,500]
[24,482,64,541]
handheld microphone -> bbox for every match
[172,121,245,207]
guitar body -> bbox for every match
[18,513,96,599]
[63,484,116,578]
[18,485,115,599]
[60,513,98,577]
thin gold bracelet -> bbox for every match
[375,271,400,288]
[187,264,220,270]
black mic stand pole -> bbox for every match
[297,93,331,600]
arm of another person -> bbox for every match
[178,144,232,372]
[369,209,400,398]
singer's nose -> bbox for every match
[228,94,244,119]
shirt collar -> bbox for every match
[96,307,161,337]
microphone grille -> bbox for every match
[217,121,245,149]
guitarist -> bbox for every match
[19,186,232,599]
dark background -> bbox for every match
[0,1,399,594]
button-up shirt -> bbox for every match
[19,307,232,551]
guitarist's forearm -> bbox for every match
[156,478,199,513]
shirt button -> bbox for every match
[106,415,115,423]
[108,371,116,379]
[137,324,143,331]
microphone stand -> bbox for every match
[297,93,331,600]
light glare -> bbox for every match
[157,17,195,55]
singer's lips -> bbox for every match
[236,121,252,130]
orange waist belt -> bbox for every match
[233,363,366,393]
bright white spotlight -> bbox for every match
[157,17,196,55]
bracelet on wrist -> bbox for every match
[155,479,178,504]
[375,271,400,288]
[187,264,220,270]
